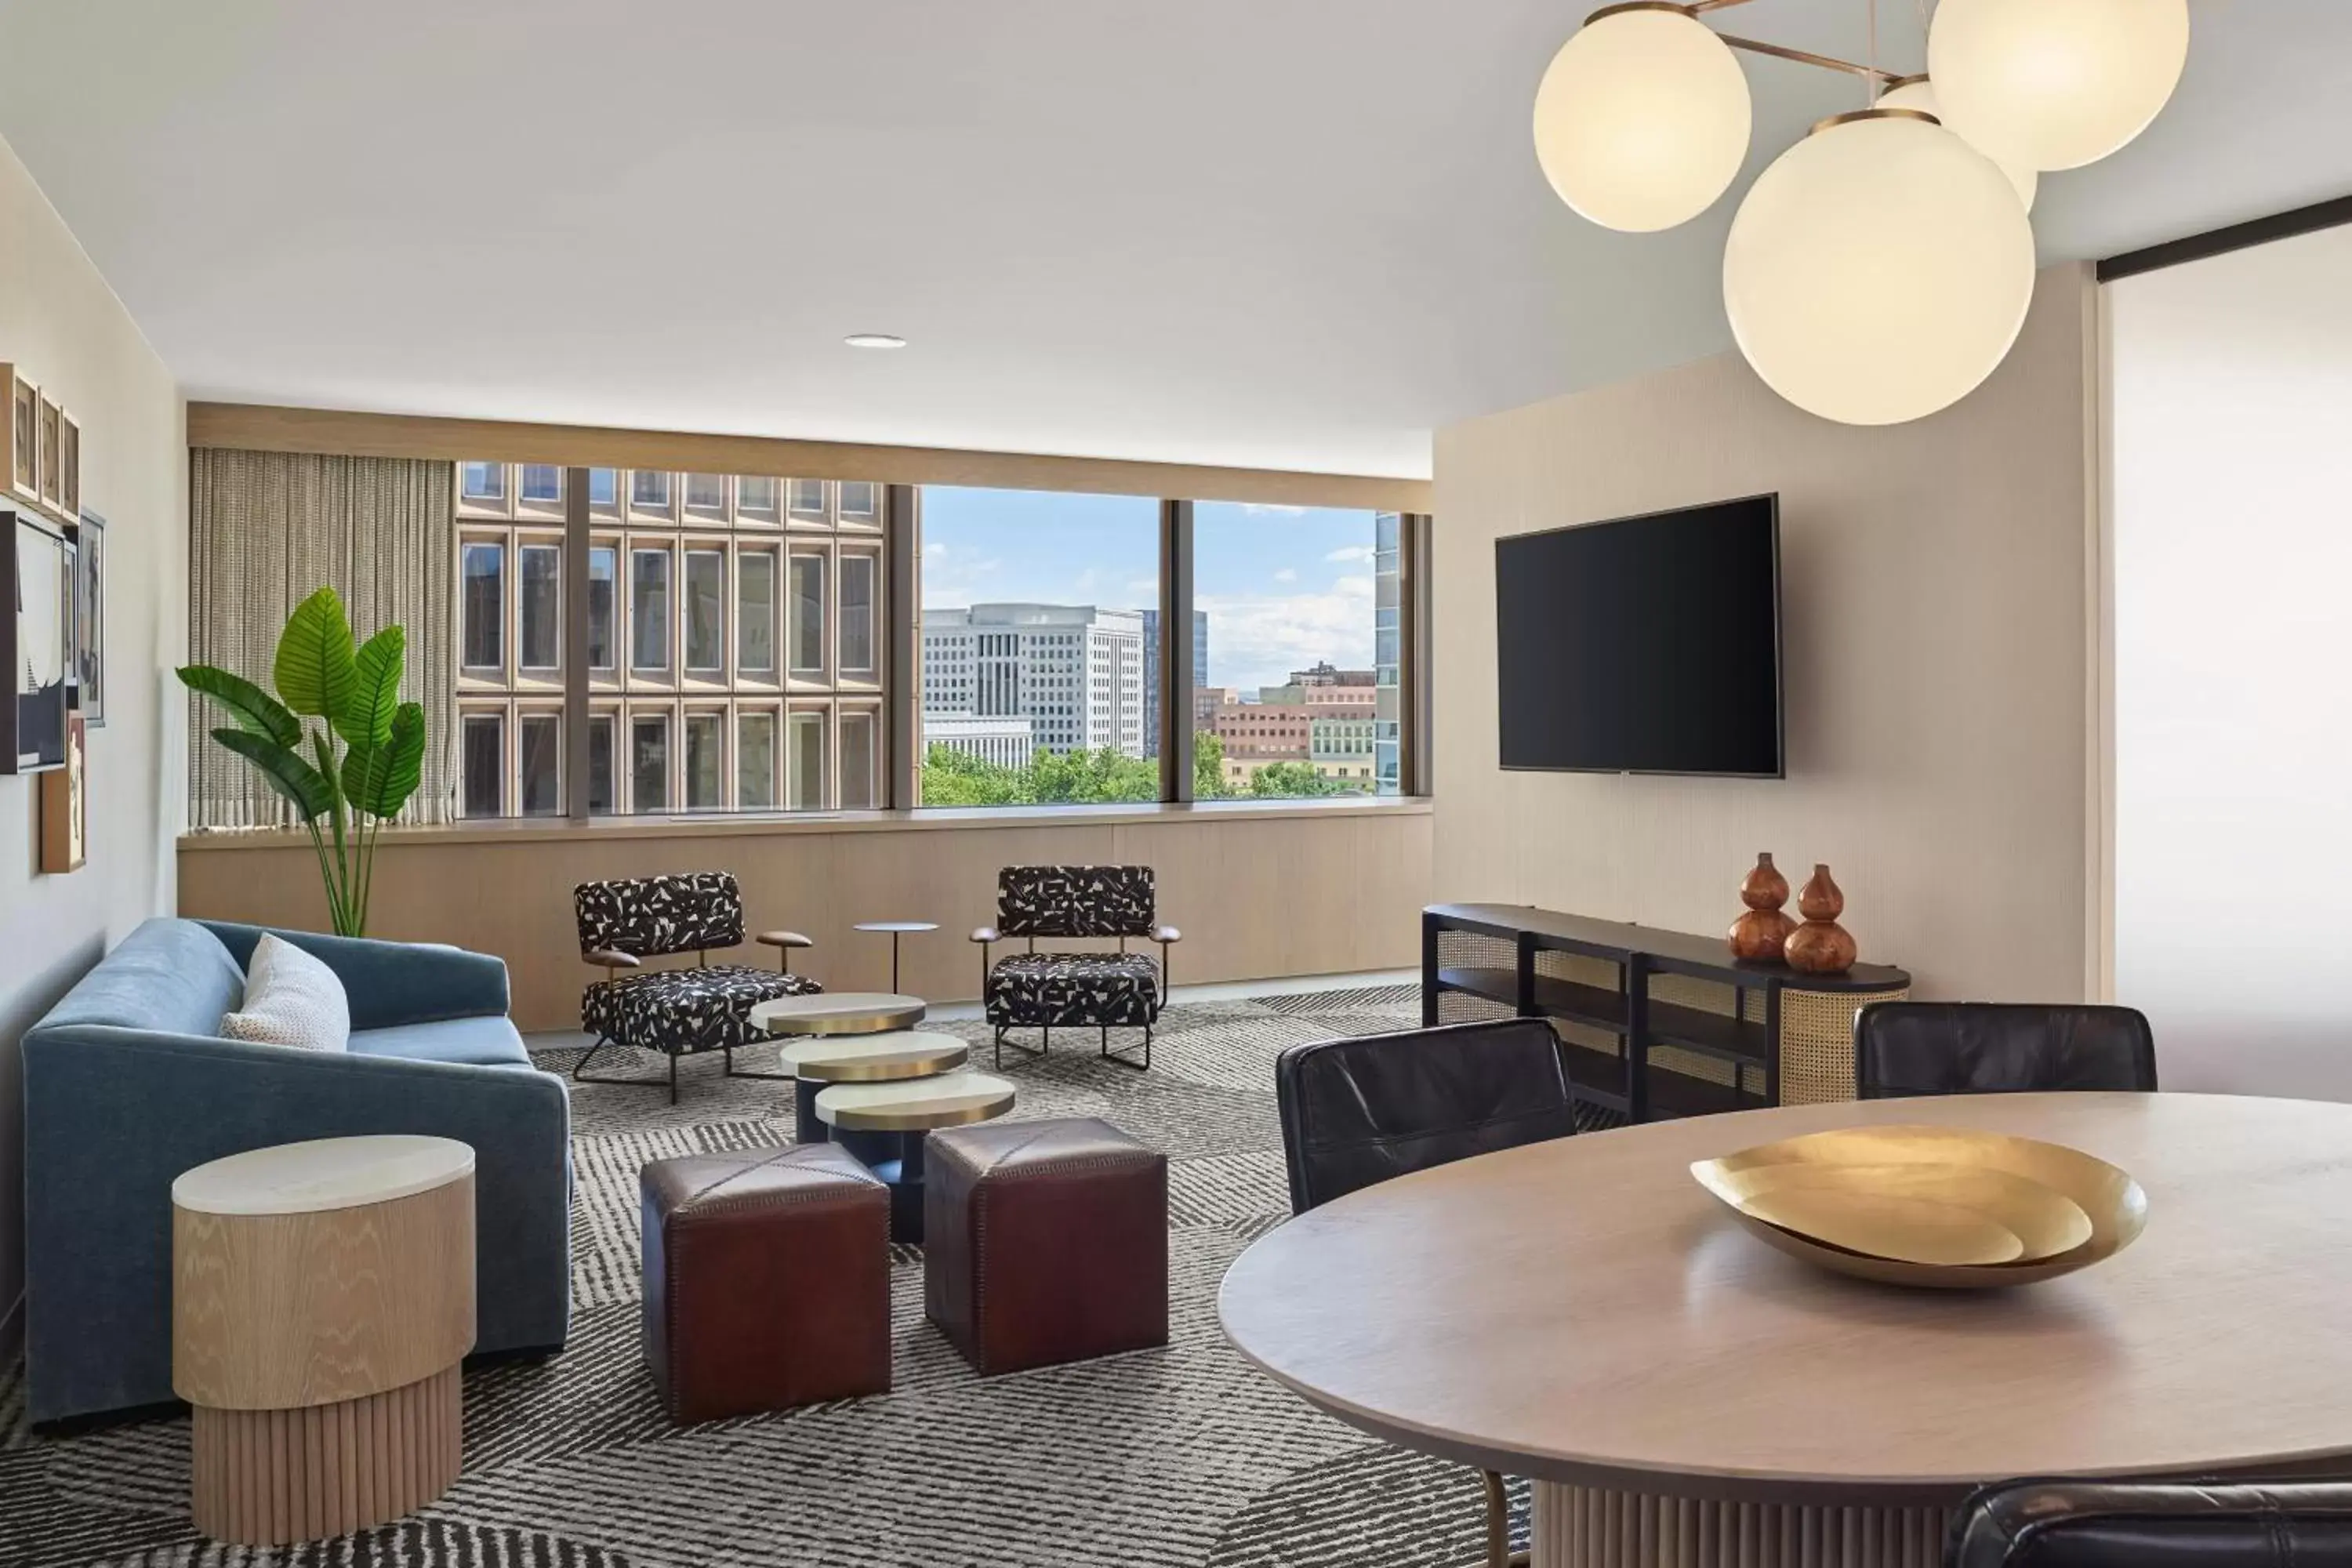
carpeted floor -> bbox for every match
[0,984,1533,1568]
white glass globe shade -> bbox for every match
[1876,78,2035,213]
[1533,5,1753,233]
[1929,0,2190,172]
[1722,111,2037,426]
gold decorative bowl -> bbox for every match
[1690,1124,2148,1288]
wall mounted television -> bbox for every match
[1496,494,1783,778]
[5,509,72,773]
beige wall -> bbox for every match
[180,801,1433,1033]
[0,135,188,1356]
[1432,263,2098,1004]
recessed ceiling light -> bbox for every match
[844,333,907,350]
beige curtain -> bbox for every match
[188,449,459,828]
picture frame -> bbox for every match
[72,511,105,726]
[38,396,62,508]
[6,368,36,503]
[40,713,87,872]
[4,508,72,773]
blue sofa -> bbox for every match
[20,917,572,1425]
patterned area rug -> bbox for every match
[0,985,1532,1568]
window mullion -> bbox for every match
[563,467,590,822]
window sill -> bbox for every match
[177,793,1433,851]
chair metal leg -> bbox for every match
[572,1036,673,1092]
[1098,1023,1151,1071]
[996,1024,1048,1067]
[722,1042,795,1082]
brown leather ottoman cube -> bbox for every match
[641,1143,891,1423]
[924,1117,1168,1376]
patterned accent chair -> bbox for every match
[970,866,1180,1071]
[575,871,822,1103]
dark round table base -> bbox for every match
[834,1127,927,1243]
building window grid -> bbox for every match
[461,465,890,817]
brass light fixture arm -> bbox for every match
[1711,32,1903,84]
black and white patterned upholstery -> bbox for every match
[575,872,747,959]
[986,952,1161,1027]
[573,873,820,1092]
[997,866,1155,938]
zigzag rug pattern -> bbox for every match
[0,989,1532,1567]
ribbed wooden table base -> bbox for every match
[191,1363,463,1545]
[1534,1483,1953,1568]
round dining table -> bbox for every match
[1219,1093,2352,1568]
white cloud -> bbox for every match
[1323,544,1376,564]
[1199,575,1377,694]
[923,541,946,559]
[1272,568,1298,583]
[1242,503,1308,517]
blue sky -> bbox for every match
[920,487,1379,695]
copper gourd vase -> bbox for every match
[1783,863,1857,975]
[1727,852,1798,961]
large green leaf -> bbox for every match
[211,728,336,818]
[273,586,358,721]
[344,702,426,819]
[334,625,406,750]
[178,664,300,747]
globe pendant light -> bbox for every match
[1876,76,2035,213]
[1929,0,2190,172]
[1533,2,1753,233]
[1722,109,2035,426]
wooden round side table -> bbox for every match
[172,1135,477,1546]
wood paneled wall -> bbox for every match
[179,804,1432,1032]
[1431,264,2101,1004]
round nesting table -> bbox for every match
[775,1029,971,1143]
[172,1135,475,1546]
[749,991,927,1038]
[1220,1094,2352,1568]
[854,920,940,992]
[817,1071,1017,1242]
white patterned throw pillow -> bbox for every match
[220,933,352,1052]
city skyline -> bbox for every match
[919,487,1381,695]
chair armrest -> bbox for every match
[970,926,1001,944]
[583,947,642,971]
[200,920,510,1029]
[1152,925,1182,944]
[756,931,814,949]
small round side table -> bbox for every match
[172,1135,475,1546]
[854,920,940,992]
[776,1029,971,1143]
[817,1072,1017,1243]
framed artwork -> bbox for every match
[38,396,61,508]
[73,511,105,726]
[60,412,79,517]
[41,713,86,873]
[4,509,71,773]
[7,369,35,503]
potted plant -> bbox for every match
[179,586,427,936]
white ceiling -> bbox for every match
[2,0,2346,479]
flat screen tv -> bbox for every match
[1496,495,1782,778]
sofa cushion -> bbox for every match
[30,918,246,1040]
[351,1014,533,1068]
[220,934,351,1052]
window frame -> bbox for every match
[515,535,564,684]
[459,533,508,683]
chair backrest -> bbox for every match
[1274,1018,1577,1214]
[575,872,746,959]
[1855,1002,2157,1100]
[1951,1479,2352,1568]
[996,865,1155,938]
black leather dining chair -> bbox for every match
[1854,1002,2158,1101]
[1950,1478,2352,1568]
[1274,1016,1578,1567]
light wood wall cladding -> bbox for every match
[180,806,1434,1031]
[1431,263,2100,1005]
[187,402,1433,513]
[172,1177,475,1410]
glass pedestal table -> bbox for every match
[1221,1094,2352,1568]
[748,992,1015,1243]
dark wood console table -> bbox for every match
[1423,904,1911,1121]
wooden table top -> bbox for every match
[749,992,926,1036]
[815,1071,1016,1133]
[1220,1094,2352,1504]
[172,1135,474,1217]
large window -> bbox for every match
[458,463,891,816]
[1191,503,1397,800]
[917,487,1159,805]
